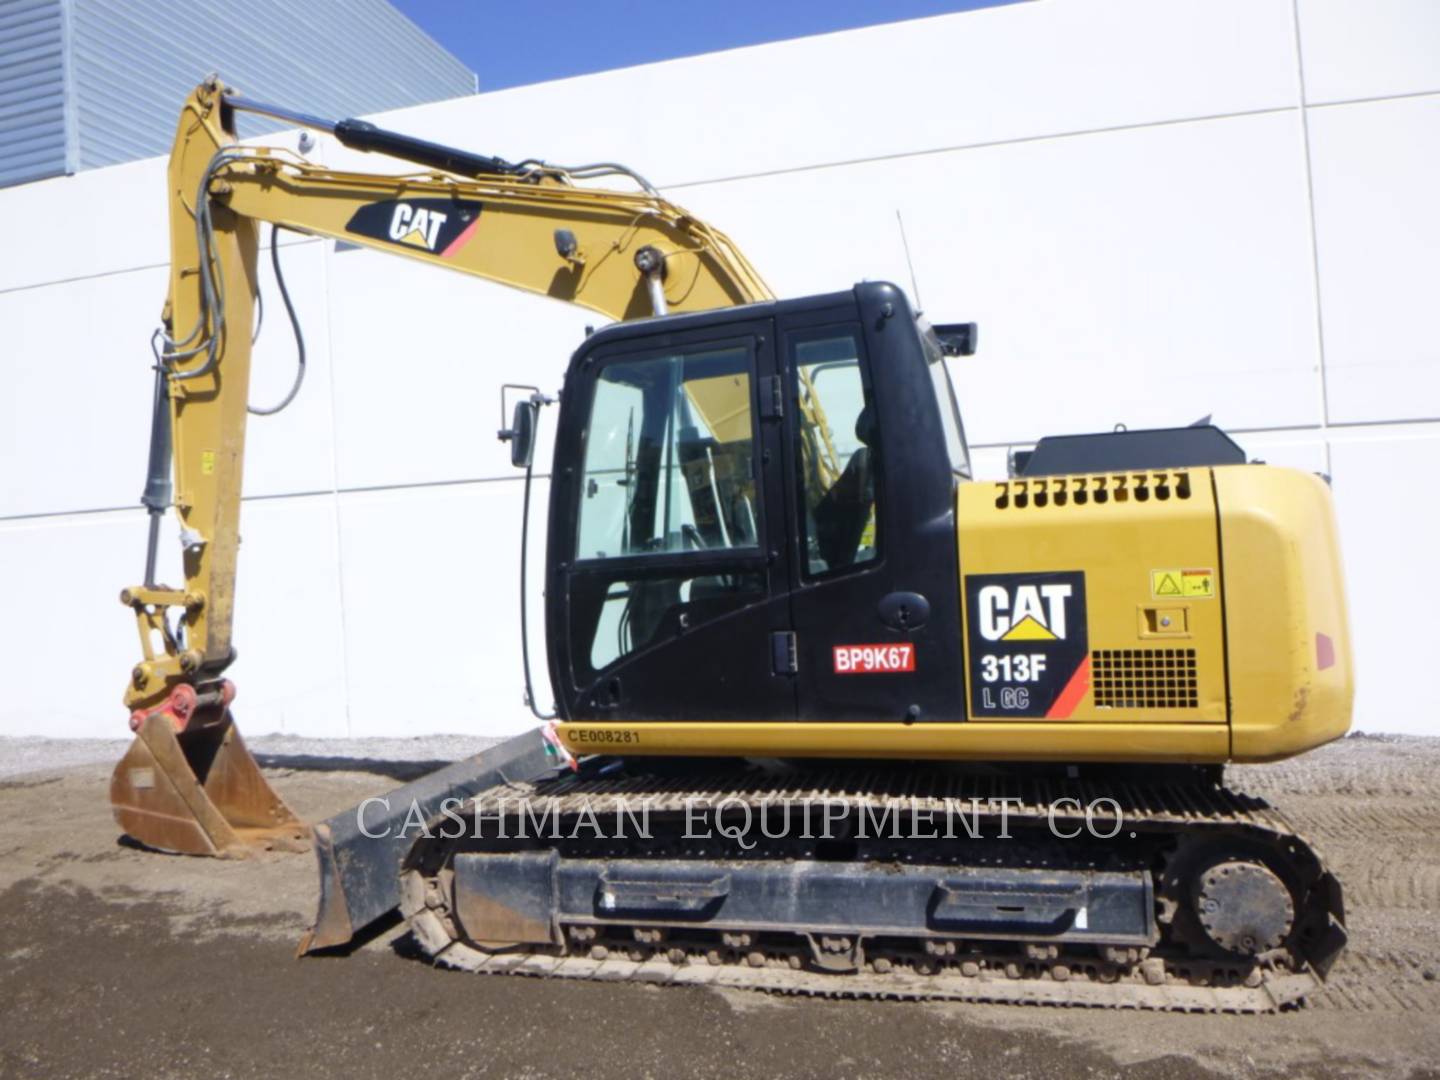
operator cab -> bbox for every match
[542,282,974,726]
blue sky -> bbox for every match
[391,0,1022,91]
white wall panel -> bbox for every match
[0,241,335,519]
[682,110,1323,448]
[0,495,346,738]
[676,172,913,302]
[328,0,1299,190]
[967,446,1013,481]
[1308,95,1440,424]
[1327,431,1440,736]
[1231,432,1328,474]
[224,494,349,737]
[914,110,1323,445]
[0,507,176,737]
[334,479,547,738]
[1298,0,1440,104]
[242,238,337,499]
[0,128,318,294]
[327,248,588,490]
[0,266,163,517]
[0,155,166,291]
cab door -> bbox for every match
[777,296,966,723]
[549,319,798,723]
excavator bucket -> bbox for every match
[301,727,554,952]
[110,710,307,857]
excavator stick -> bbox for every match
[301,727,555,952]
[110,683,306,857]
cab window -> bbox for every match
[570,342,766,679]
[791,332,879,577]
[577,345,759,560]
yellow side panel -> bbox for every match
[957,471,1226,725]
[552,468,1349,770]
[1215,466,1353,761]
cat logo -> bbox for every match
[388,203,447,251]
[343,197,483,258]
[964,571,1088,719]
[976,582,1073,642]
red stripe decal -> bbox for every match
[440,216,481,258]
[1046,655,1091,719]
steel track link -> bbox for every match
[404,920,1320,1013]
[458,768,1298,833]
[399,766,1345,1013]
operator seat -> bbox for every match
[813,403,876,569]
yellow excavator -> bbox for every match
[111,78,1353,1011]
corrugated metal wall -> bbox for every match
[0,0,475,185]
[0,0,71,187]
[70,0,476,168]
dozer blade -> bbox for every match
[300,727,555,953]
[110,711,307,857]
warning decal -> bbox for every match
[964,571,1088,718]
[1151,568,1215,599]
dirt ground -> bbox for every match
[2,735,1438,1080]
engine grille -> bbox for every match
[992,470,1193,510]
[1092,648,1198,709]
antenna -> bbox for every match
[895,209,923,312]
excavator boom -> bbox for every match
[112,78,770,856]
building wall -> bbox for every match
[1,0,1437,740]
[67,0,476,169]
[0,0,475,186]
[0,0,70,186]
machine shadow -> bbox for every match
[251,753,457,783]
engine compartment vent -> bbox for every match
[993,471,1192,510]
[1092,648,1198,709]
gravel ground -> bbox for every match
[1,733,1438,1079]
[0,733,507,779]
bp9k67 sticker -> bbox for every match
[964,571,1088,718]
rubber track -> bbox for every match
[402,768,1342,1013]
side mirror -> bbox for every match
[497,383,553,469]
[932,322,978,357]
[501,400,538,469]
